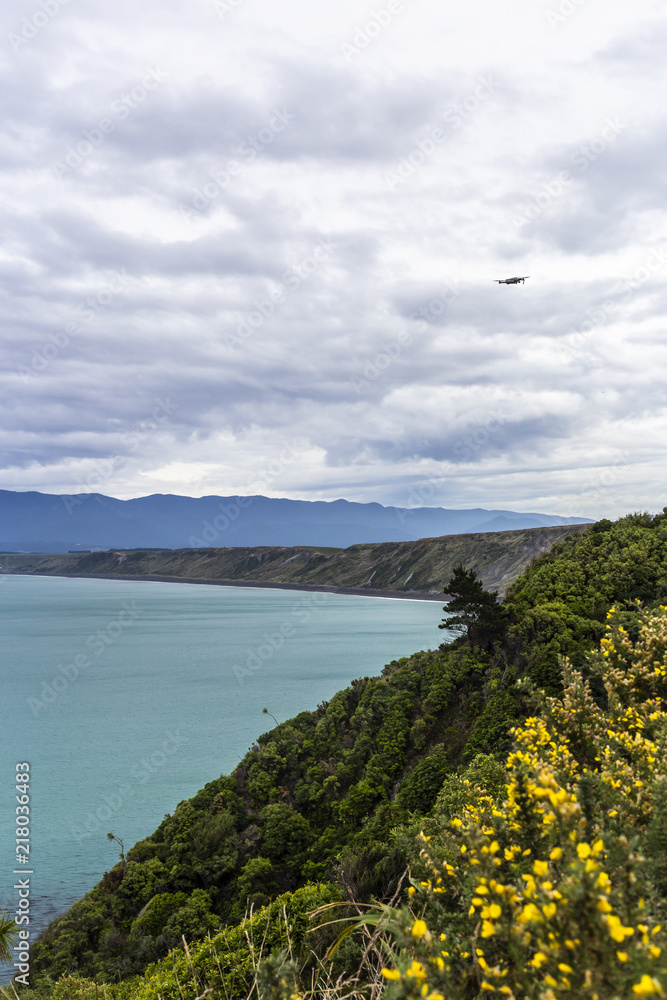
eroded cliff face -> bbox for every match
[0,522,589,598]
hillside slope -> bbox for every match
[27,511,667,989]
[0,523,590,598]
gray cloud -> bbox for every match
[0,0,666,519]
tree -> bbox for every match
[439,564,505,648]
[0,911,18,962]
[107,831,126,865]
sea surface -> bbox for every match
[0,573,445,977]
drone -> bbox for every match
[494,276,530,284]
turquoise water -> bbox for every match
[0,574,444,976]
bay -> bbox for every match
[0,573,444,976]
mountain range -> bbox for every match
[0,489,591,552]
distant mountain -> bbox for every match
[0,489,592,553]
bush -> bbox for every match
[369,606,667,999]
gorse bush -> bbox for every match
[44,882,344,1000]
[25,511,667,997]
[372,605,667,1000]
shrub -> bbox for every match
[371,606,667,1000]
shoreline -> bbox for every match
[4,570,447,602]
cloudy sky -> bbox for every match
[1,0,665,519]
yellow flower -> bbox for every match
[617,952,629,962]
[542,903,557,919]
[577,843,592,860]
[530,952,548,968]
[407,961,427,980]
[549,847,563,861]
[518,903,542,924]
[382,969,401,980]
[607,915,635,943]
[633,974,663,995]
[533,860,549,877]
[412,920,428,938]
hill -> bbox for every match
[0,488,590,552]
[24,510,667,994]
[0,523,590,598]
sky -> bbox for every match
[1,0,666,520]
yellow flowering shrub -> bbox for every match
[377,607,667,1000]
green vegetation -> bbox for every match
[351,602,667,999]
[439,564,506,650]
[0,913,19,962]
[19,510,667,998]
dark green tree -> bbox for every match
[0,911,19,962]
[439,564,505,649]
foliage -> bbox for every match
[47,883,343,1000]
[26,511,667,994]
[0,912,19,963]
[371,605,667,999]
[503,510,667,690]
[440,566,505,650]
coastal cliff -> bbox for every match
[0,522,589,599]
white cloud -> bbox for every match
[0,0,665,520]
